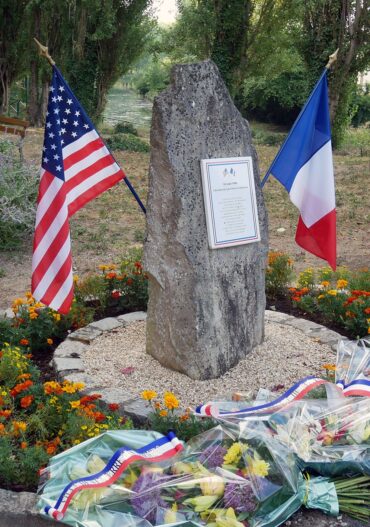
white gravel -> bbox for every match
[83,319,335,409]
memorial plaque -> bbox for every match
[201,157,260,249]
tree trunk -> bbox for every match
[0,65,10,114]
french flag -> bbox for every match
[263,71,336,270]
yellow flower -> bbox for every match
[327,290,337,296]
[73,275,79,283]
[336,279,348,289]
[322,363,336,371]
[98,264,109,271]
[47,338,53,345]
[223,442,245,465]
[141,390,157,401]
[53,313,61,322]
[318,294,325,300]
[321,281,330,287]
[164,503,178,524]
[199,476,225,497]
[248,457,270,477]
[29,312,39,319]
[159,409,168,417]
[164,391,179,410]
[183,495,218,512]
[70,400,81,409]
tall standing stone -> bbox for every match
[144,60,268,380]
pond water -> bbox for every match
[103,85,153,132]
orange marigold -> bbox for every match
[159,409,168,417]
[19,338,29,346]
[20,395,34,409]
[108,403,119,411]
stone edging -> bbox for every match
[0,310,345,526]
[52,309,345,422]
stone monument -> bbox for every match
[144,60,268,380]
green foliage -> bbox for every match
[0,343,132,491]
[0,139,39,250]
[351,86,370,127]
[106,133,149,153]
[114,121,138,136]
[299,0,370,148]
[265,251,294,299]
[243,71,310,125]
[290,269,370,339]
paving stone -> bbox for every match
[89,317,122,332]
[123,397,151,424]
[117,311,147,325]
[265,310,295,323]
[68,326,102,343]
[53,357,84,373]
[315,330,342,344]
[0,308,15,319]
[53,339,88,358]
[287,318,326,333]
[58,372,96,386]
[0,488,65,527]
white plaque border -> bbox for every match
[200,156,261,249]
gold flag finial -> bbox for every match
[33,38,55,67]
[325,48,339,69]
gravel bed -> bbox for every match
[83,319,335,408]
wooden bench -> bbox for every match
[0,115,30,161]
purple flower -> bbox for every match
[131,471,167,523]
[199,444,227,468]
[224,481,257,513]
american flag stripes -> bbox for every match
[31,66,125,314]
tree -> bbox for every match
[211,0,252,99]
[0,1,29,114]
[300,0,370,146]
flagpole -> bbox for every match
[34,38,147,214]
[260,49,339,189]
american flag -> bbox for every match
[31,66,125,314]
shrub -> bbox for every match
[106,133,149,153]
[265,251,294,298]
[113,121,138,136]
[0,343,133,490]
[0,139,39,249]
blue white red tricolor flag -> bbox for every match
[263,71,336,270]
[31,66,125,314]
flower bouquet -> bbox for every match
[37,423,366,527]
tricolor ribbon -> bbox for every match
[195,376,370,418]
[44,431,183,521]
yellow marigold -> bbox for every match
[336,279,348,289]
[327,290,337,296]
[47,338,53,345]
[70,400,81,409]
[321,281,330,288]
[12,421,27,433]
[159,409,168,417]
[318,294,325,300]
[322,363,336,371]
[98,265,109,271]
[73,275,79,283]
[108,264,117,270]
[164,391,179,410]
[13,298,25,307]
[141,390,157,401]
[29,312,39,319]
[53,313,61,322]
[248,458,270,477]
[25,291,33,299]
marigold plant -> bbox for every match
[0,343,133,491]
